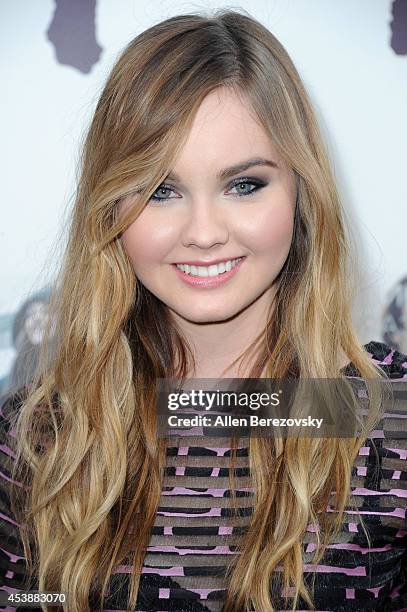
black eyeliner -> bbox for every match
[150,176,268,203]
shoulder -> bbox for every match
[0,386,29,447]
[343,340,407,445]
[0,387,29,491]
[0,388,34,592]
[347,343,407,528]
[343,339,407,379]
[364,339,407,377]
[0,387,28,524]
[355,341,407,479]
[0,386,31,510]
[362,340,407,426]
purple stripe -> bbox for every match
[303,563,366,576]
[0,512,22,528]
[367,585,385,597]
[174,446,244,456]
[142,566,184,576]
[369,429,384,438]
[160,587,224,599]
[327,506,405,518]
[0,546,25,563]
[0,470,24,488]
[146,545,236,555]
[0,443,16,459]
[383,349,395,364]
[0,586,24,595]
[306,541,393,554]
[387,448,407,459]
[351,487,407,498]
[157,508,221,517]
[161,486,254,496]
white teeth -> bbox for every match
[176,258,243,277]
[197,266,208,277]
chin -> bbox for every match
[173,303,244,324]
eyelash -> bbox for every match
[149,177,267,204]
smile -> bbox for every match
[172,257,246,289]
[175,257,243,277]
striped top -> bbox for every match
[1,340,406,611]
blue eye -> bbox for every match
[149,177,267,204]
[228,177,266,197]
[150,185,177,203]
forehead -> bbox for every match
[172,87,282,173]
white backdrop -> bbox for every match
[1,0,406,391]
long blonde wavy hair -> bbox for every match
[9,8,392,611]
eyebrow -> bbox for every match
[166,157,279,182]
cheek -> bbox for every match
[240,202,294,256]
[121,215,175,269]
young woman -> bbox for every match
[1,9,406,612]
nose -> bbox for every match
[181,198,229,249]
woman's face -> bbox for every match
[120,87,296,324]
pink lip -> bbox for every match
[173,256,243,266]
[172,257,246,288]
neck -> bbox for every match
[170,287,275,378]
